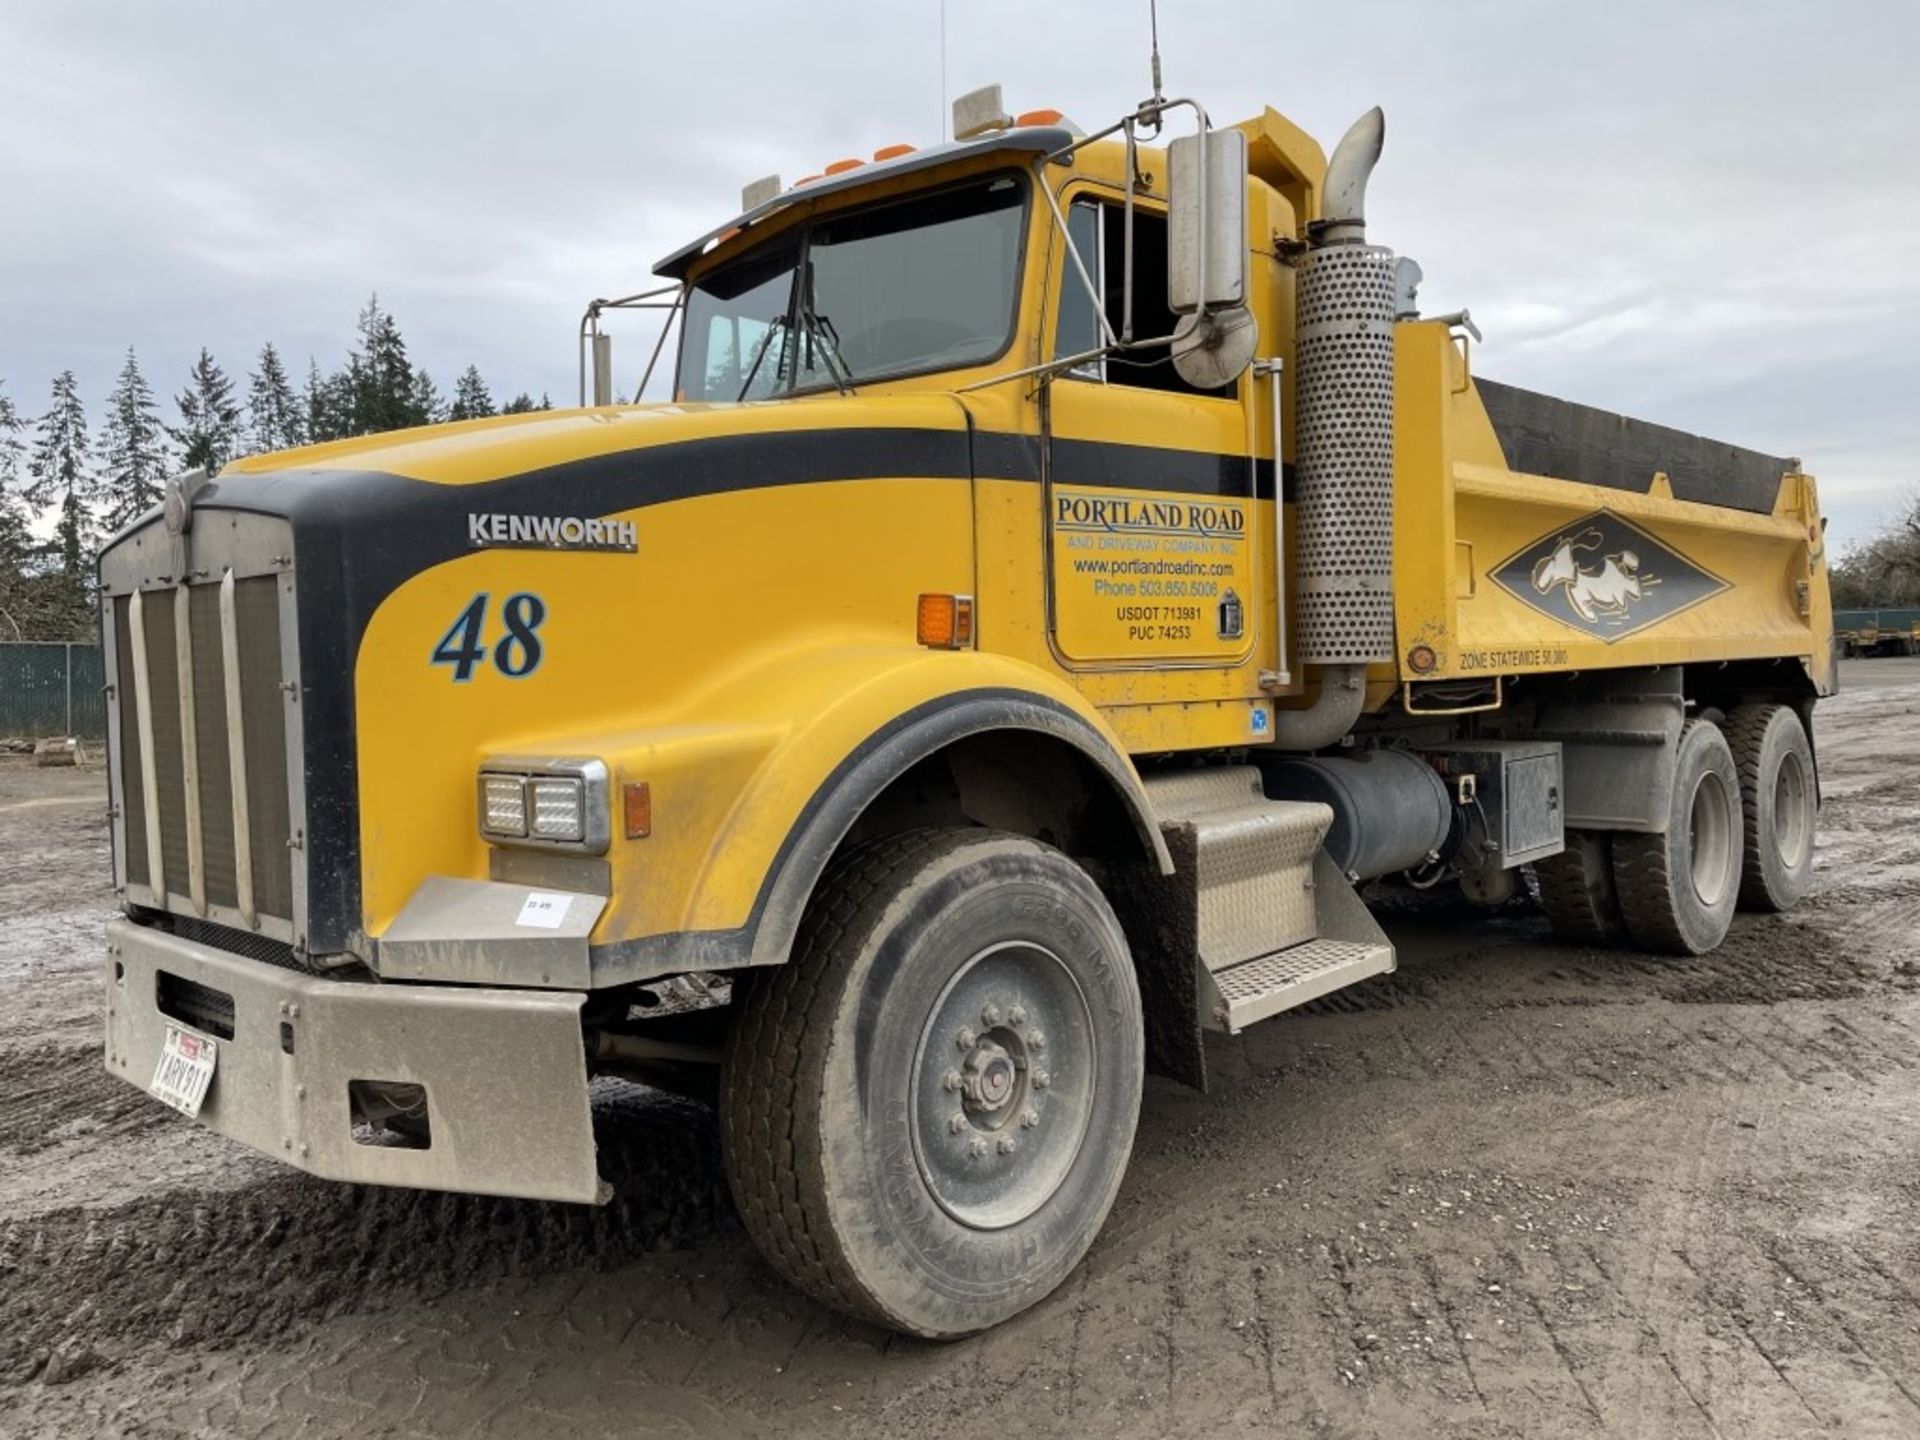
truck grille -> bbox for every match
[112,576,296,933]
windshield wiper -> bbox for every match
[797,267,854,394]
[735,311,788,401]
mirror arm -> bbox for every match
[635,286,686,402]
[1122,121,1133,342]
[578,301,603,408]
[953,330,1182,395]
[1031,158,1118,352]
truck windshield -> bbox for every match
[679,173,1026,401]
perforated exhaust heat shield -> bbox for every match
[1293,243,1397,664]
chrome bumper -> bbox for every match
[103,918,605,1204]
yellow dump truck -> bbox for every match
[99,79,1830,1337]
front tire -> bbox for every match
[1612,719,1744,955]
[720,829,1143,1338]
[1726,703,1816,912]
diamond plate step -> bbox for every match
[1204,936,1394,1033]
[1143,767,1332,970]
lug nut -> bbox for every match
[1020,1109,1039,1129]
[997,1137,1017,1155]
[967,1136,988,1159]
[982,1003,1002,1026]
[942,1070,961,1092]
[948,1113,967,1134]
[1032,1069,1050,1090]
[1008,1006,1027,1026]
[955,1026,976,1050]
[1028,1030,1046,1051]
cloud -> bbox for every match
[1,0,1912,551]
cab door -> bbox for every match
[1044,198,1263,686]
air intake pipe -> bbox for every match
[1278,105,1396,750]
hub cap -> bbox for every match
[1689,769,1736,908]
[909,939,1095,1230]
[1774,748,1813,869]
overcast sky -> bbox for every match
[3,1,1913,549]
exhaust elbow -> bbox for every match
[1266,664,1368,752]
[1317,106,1385,246]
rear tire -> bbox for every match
[720,829,1143,1338]
[1535,830,1627,944]
[1726,703,1816,912]
[1612,719,1744,955]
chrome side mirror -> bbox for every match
[1167,127,1247,315]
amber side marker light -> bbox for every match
[624,781,652,840]
[917,593,975,649]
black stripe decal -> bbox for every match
[971,430,1293,500]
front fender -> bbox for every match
[586,644,1170,985]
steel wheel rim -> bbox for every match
[908,939,1096,1230]
[1689,769,1736,908]
[1774,748,1813,870]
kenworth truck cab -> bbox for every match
[100,81,1831,1338]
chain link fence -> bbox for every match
[0,642,107,740]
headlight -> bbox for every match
[528,777,585,841]
[477,758,610,854]
[480,774,528,836]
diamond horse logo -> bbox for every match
[1492,510,1728,642]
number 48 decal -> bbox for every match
[432,592,546,681]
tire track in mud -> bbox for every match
[0,1043,169,1157]
[0,1083,732,1387]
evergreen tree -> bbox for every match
[24,370,98,582]
[100,348,170,535]
[410,366,445,426]
[247,342,305,454]
[0,381,31,638]
[305,357,346,443]
[350,294,417,434]
[172,348,241,474]
[500,392,542,414]
[0,380,22,487]
[449,365,494,421]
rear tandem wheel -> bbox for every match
[1611,718,1745,956]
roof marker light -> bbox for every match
[873,143,916,162]
[824,157,864,176]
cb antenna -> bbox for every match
[1147,0,1164,105]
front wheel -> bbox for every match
[720,829,1143,1337]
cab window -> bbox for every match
[1054,199,1232,398]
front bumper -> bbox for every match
[103,918,605,1204]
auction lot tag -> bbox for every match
[515,891,573,929]
[150,1025,218,1117]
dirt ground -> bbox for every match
[3,659,1918,1439]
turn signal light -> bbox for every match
[917,593,975,649]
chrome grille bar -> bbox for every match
[127,589,167,901]
[173,583,207,915]
[219,569,257,927]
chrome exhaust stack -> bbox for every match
[1289,107,1398,697]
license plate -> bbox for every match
[150,1025,218,1118]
